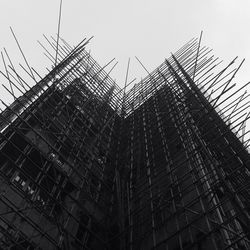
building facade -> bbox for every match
[0,37,250,249]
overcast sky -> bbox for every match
[0,0,250,106]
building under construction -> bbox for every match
[0,35,250,250]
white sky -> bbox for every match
[0,0,250,105]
